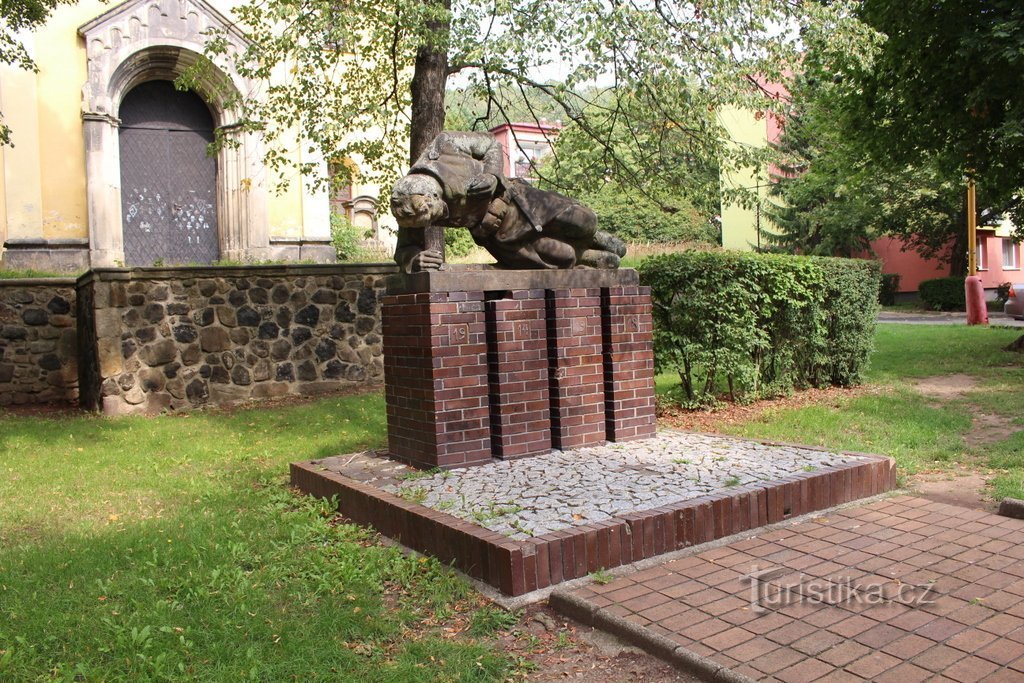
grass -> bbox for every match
[0,268,77,279]
[0,394,514,681]
[659,323,1024,496]
[7,321,1024,678]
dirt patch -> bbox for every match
[0,401,81,418]
[908,468,996,512]
[963,410,1020,448]
[906,374,1016,509]
[506,605,698,682]
[912,373,981,399]
[657,384,876,434]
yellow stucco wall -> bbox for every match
[718,105,774,252]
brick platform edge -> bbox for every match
[290,446,896,597]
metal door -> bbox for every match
[119,80,219,266]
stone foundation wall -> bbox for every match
[78,264,396,414]
[0,279,79,405]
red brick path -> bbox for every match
[556,496,1024,682]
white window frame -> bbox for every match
[1003,238,1019,270]
[977,235,987,270]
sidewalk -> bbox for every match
[551,496,1024,682]
[879,311,1024,327]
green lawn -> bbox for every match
[661,324,1024,493]
[5,322,1024,679]
[0,393,512,681]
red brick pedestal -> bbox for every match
[383,268,656,469]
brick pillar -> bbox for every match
[546,288,606,450]
[486,290,551,459]
[382,291,491,468]
[602,286,657,441]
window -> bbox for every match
[328,160,355,217]
[1003,238,1019,270]
[977,235,987,270]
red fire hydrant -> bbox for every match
[965,276,989,325]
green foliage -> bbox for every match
[640,251,881,406]
[0,268,75,279]
[580,187,717,245]
[799,1,1023,238]
[879,273,901,306]
[847,1,1024,223]
[444,227,478,258]
[997,282,1013,306]
[468,606,519,636]
[330,213,370,263]
[763,68,991,271]
[919,277,966,312]
[187,0,870,198]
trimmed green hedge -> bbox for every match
[919,276,965,311]
[639,251,881,406]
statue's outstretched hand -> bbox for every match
[409,250,444,273]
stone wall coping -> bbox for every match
[4,238,90,247]
[76,263,399,286]
[268,238,334,245]
[0,278,79,287]
[386,266,640,294]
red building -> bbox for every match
[488,121,561,181]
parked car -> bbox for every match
[1005,283,1024,319]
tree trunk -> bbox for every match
[408,0,450,257]
[949,207,968,277]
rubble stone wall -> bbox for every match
[77,265,396,415]
[0,279,79,405]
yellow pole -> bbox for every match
[967,179,977,276]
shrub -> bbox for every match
[582,190,718,244]
[918,276,965,311]
[879,273,901,306]
[444,227,478,258]
[997,282,1012,305]
[331,213,365,262]
[639,251,881,406]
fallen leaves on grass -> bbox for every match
[658,384,877,434]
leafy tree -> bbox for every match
[189,0,869,200]
[0,0,73,145]
[765,10,1014,272]
[823,0,1024,229]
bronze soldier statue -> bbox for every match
[390,131,626,273]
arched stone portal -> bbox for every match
[78,0,269,267]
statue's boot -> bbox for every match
[579,249,621,269]
[593,230,627,257]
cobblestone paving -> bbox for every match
[382,431,867,540]
[556,496,1024,682]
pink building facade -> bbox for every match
[489,122,561,181]
[872,227,1023,294]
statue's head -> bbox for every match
[390,174,447,228]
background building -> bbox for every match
[0,0,390,272]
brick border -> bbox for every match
[291,440,897,597]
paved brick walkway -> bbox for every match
[552,496,1024,682]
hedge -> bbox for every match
[919,276,965,311]
[879,273,901,306]
[639,251,881,406]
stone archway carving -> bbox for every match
[78,0,269,267]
